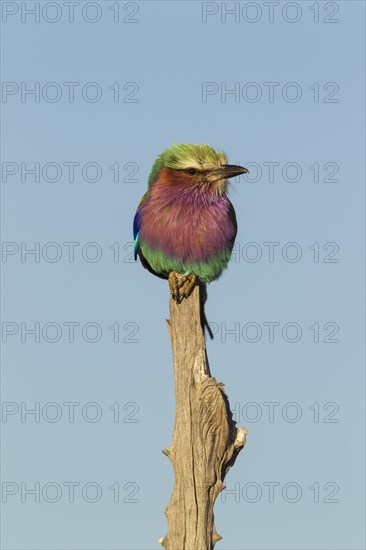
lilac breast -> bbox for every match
[139,183,236,262]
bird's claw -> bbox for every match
[168,272,197,303]
[168,271,180,302]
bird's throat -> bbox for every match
[151,167,228,206]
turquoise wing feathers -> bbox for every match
[133,192,147,260]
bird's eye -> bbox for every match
[189,168,196,175]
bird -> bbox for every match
[133,144,248,303]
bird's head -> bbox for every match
[148,144,248,196]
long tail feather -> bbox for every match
[199,283,214,340]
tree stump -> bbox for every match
[160,285,248,550]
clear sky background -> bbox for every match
[1,1,365,549]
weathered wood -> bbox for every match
[160,285,248,550]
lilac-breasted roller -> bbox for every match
[133,144,248,302]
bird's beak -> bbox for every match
[220,164,248,179]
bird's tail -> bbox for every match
[199,283,214,340]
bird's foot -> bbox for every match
[168,271,181,302]
[168,272,197,303]
[180,273,197,300]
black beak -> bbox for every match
[220,164,248,179]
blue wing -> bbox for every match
[133,192,147,260]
